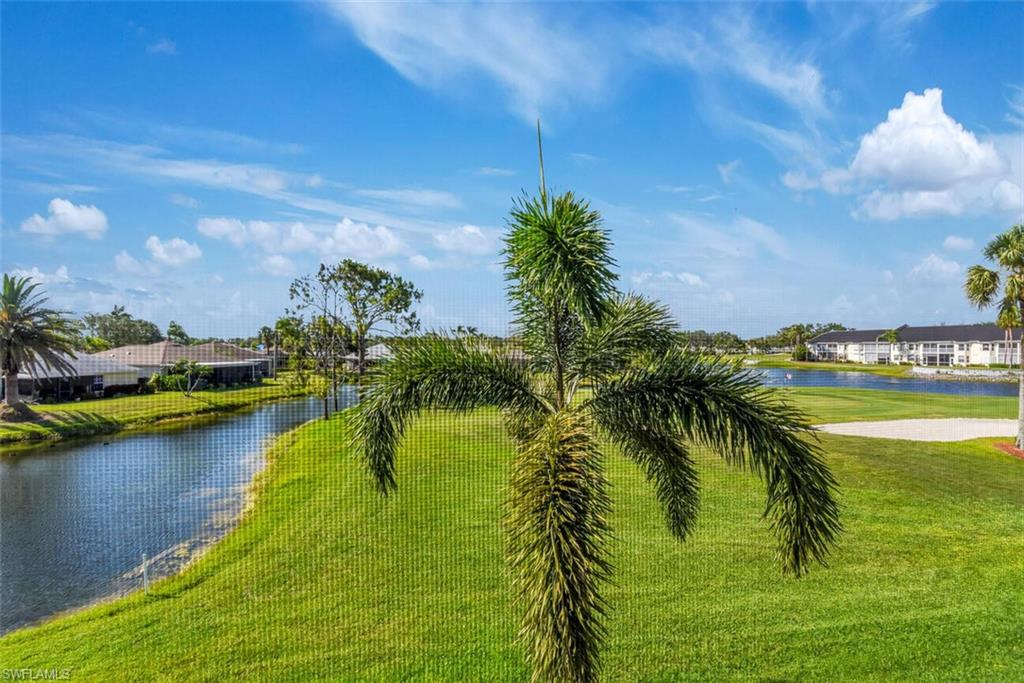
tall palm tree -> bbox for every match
[965,224,1024,447]
[0,275,78,413]
[352,133,841,682]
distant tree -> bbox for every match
[335,259,422,377]
[82,306,163,348]
[289,265,351,412]
[881,329,900,344]
[454,325,481,337]
[166,320,192,345]
[0,275,78,413]
[964,224,1024,447]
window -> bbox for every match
[91,375,104,393]
[982,344,990,351]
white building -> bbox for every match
[808,324,1021,367]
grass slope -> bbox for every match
[739,354,914,377]
[0,379,306,445]
[2,405,1021,680]
[785,387,1017,423]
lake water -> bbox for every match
[757,367,1018,397]
[0,391,356,635]
[0,369,1014,635]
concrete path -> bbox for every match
[816,418,1017,442]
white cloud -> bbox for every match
[353,188,462,209]
[655,185,694,194]
[631,271,708,288]
[409,254,433,269]
[669,213,791,261]
[114,251,156,277]
[697,194,723,203]
[169,192,200,208]
[799,88,1020,220]
[942,235,974,251]
[717,159,741,184]
[476,167,515,177]
[325,2,613,120]
[20,198,108,239]
[433,224,492,255]
[908,253,960,281]
[145,236,202,267]
[322,218,405,260]
[781,170,819,191]
[197,217,248,246]
[260,255,295,277]
[10,265,70,284]
[1005,84,1024,128]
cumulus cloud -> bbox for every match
[631,271,708,288]
[145,236,202,267]
[433,224,492,255]
[10,265,70,284]
[20,198,108,239]
[260,254,295,277]
[790,88,1022,220]
[942,235,974,251]
[114,251,157,277]
[908,253,960,281]
[321,218,405,260]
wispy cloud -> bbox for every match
[146,38,177,56]
[475,166,516,177]
[352,188,462,210]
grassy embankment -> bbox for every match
[741,353,914,377]
[0,378,307,445]
[2,387,1021,680]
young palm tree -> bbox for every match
[0,274,78,413]
[352,136,841,682]
[965,224,1024,447]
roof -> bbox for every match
[810,329,888,344]
[343,343,393,362]
[100,341,268,367]
[810,323,1020,344]
[18,353,140,380]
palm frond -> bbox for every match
[350,337,545,494]
[597,419,699,540]
[963,265,1000,309]
[587,350,841,575]
[983,224,1024,268]
[505,192,617,328]
[506,409,611,683]
[569,294,677,383]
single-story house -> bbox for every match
[808,323,1021,367]
[191,341,273,376]
[96,340,265,384]
[343,343,393,372]
[2,353,142,402]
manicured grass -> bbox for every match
[0,378,307,445]
[784,387,1017,423]
[741,353,914,377]
[2,403,1021,680]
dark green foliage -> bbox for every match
[81,306,163,348]
[352,138,840,681]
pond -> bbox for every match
[0,391,356,635]
[756,367,1018,397]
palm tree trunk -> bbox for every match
[4,372,20,407]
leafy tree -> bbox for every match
[82,306,163,348]
[352,139,840,682]
[0,275,79,412]
[289,266,354,412]
[335,259,422,377]
[166,320,192,345]
[149,359,212,397]
[964,224,1024,447]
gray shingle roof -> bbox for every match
[18,353,140,380]
[810,323,1019,344]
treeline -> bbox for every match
[68,306,264,353]
[677,322,849,354]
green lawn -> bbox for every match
[785,387,1017,423]
[2,401,1021,680]
[0,378,306,445]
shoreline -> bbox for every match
[0,411,320,637]
[0,383,309,449]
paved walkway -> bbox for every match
[816,418,1017,442]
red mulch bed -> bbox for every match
[993,442,1024,461]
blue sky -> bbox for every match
[2,2,1023,338]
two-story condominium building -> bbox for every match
[808,324,1021,367]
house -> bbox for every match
[808,323,1021,367]
[343,343,393,371]
[2,353,142,402]
[97,340,266,384]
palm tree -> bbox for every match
[1,274,78,415]
[352,132,841,682]
[965,224,1024,447]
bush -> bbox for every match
[791,344,810,361]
